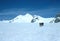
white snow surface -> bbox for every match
[0,13,55,23]
[0,22,60,41]
[11,13,33,23]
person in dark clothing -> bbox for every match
[39,22,44,27]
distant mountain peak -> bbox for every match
[0,13,55,23]
[10,13,33,23]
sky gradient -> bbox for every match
[0,0,60,10]
[0,0,60,19]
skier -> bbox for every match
[39,22,44,27]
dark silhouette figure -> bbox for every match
[39,22,44,27]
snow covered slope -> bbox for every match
[0,23,60,41]
[10,13,33,23]
[1,13,54,23]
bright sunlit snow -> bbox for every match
[0,0,60,41]
[0,22,60,41]
[0,13,60,41]
[0,13,55,23]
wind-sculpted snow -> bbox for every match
[0,23,60,41]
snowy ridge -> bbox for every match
[0,13,55,23]
[31,15,54,23]
[0,13,60,41]
[10,13,33,23]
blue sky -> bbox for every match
[0,0,60,18]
